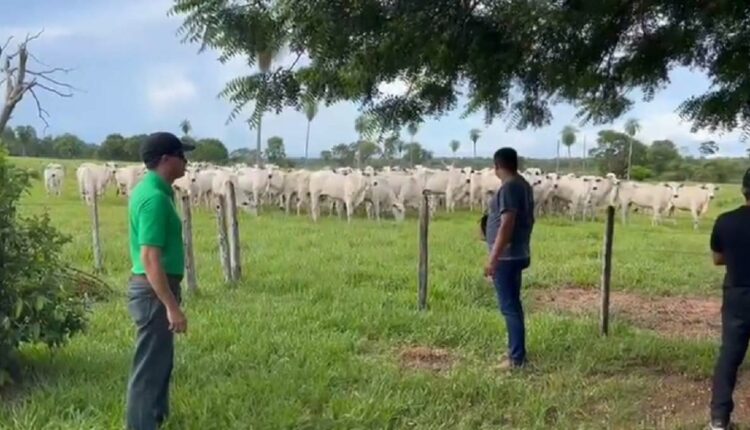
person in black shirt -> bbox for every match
[709,168,750,430]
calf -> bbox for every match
[667,183,719,229]
[43,163,64,196]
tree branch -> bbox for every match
[24,30,44,45]
[35,82,73,98]
[28,87,50,130]
[286,52,303,72]
[1,36,12,54]
[27,70,78,91]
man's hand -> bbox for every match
[167,306,188,334]
[484,258,498,278]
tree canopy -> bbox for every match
[171,0,750,136]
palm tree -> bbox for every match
[469,128,481,158]
[449,139,460,160]
[560,125,578,169]
[406,122,419,166]
[354,114,374,168]
[254,46,284,167]
[180,119,192,137]
[623,118,641,180]
[303,97,318,164]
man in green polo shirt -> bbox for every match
[126,132,194,430]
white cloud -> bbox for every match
[147,73,197,114]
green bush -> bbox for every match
[0,150,106,386]
[629,165,653,181]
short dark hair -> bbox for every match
[493,147,518,172]
[145,158,161,170]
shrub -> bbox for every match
[629,165,653,181]
[0,150,107,386]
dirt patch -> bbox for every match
[398,346,457,372]
[533,287,721,339]
[644,373,750,429]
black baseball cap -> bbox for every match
[140,132,195,164]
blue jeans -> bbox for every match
[492,258,530,365]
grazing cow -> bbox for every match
[667,183,719,229]
[613,182,683,226]
[309,170,372,222]
[43,163,64,196]
[76,163,117,204]
[364,176,406,222]
[114,165,146,197]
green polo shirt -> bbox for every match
[128,170,184,276]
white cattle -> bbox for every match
[193,169,218,207]
[364,176,406,222]
[173,168,200,203]
[523,167,544,177]
[533,173,560,215]
[43,163,64,196]
[667,183,719,229]
[309,170,372,222]
[212,170,253,212]
[114,165,146,197]
[582,173,619,220]
[236,166,275,211]
[469,168,503,211]
[423,167,473,212]
[613,182,683,226]
[381,171,424,210]
[76,163,117,204]
[551,175,596,220]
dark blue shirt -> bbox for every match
[486,175,535,260]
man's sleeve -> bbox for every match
[137,196,167,248]
[710,216,723,253]
[498,182,521,214]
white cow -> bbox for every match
[193,169,219,207]
[424,167,473,213]
[533,173,559,215]
[582,173,620,220]
[212,170,253,213]
[173,168,200,203]
[364,176,406,222]
[470,168,503,211]
[667,183,719,229]
[236,166,275,211]
[114,165,146,197]
[43,163,64,196]
[76,163,117,204]
[551,175,596,220]
[613,182,683,226]
[381,171,424,211]
[309,170,372,222]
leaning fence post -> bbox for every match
[90,193,103,273]
[600,205,615,336]
[226,181,242,282]
[215,195,231,283]
[418,190,430,311]
[180,194,198,293]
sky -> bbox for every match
[1,0,747,158]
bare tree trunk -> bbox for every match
[304,120,311,165]
[473,142,477,158]
[626,140,634,180]
[582,135,587,171]
[255,114,263,168]
[556,140,560,173]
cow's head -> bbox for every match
[662,182,683,199]
[392,202,406,222]
[701,183,719,199]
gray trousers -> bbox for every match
[126,276,182,430]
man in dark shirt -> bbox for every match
[483,147,535,369]
[709,168,750,430]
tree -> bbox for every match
[623,118,641,180]
[354,114,376,167]
[403,142,433,166]
[265,136,286,164]
[699,140,719,157]
[124,134,148,161]
[320,150,332,163]
[383,134,401,161]
[180,119,192,137]
[14,125,37,157]
[407,122,419,144]
[449,139,460,159]
[1,33,74,133]
[192,138,229,163]
[302,96,318,164]
[98,134,128,160]
[330,143,354,166]
[173,2,750,138]
[648,140,682,175]
[589,130,648,178]
[469,129,481,158]
[350,140,381,164]
[560,125,577,170]
[53,134,86,159]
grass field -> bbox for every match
[1,157,746,429]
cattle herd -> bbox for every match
[42,161,719,229]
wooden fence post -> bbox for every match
[215,195,231,283]
[418,190,430,311]
[226,182,242,282]
[180,195,198,293]
[90,193,103,273]
[600,205,615,336]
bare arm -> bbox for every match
[489,211,516,264]
[713,252,725,266]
